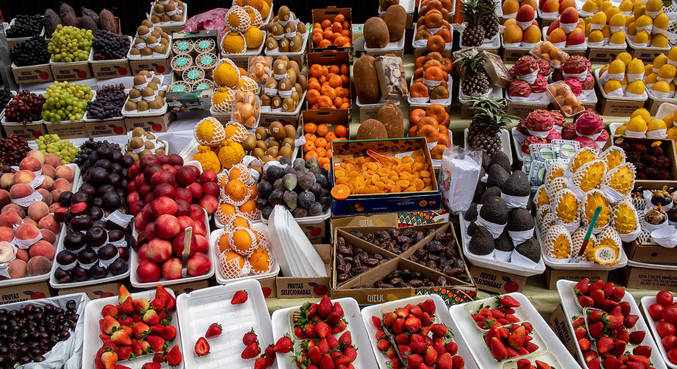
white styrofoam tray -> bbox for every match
[177,279,277,369]
[361,294,479,369]
[146,2,188,28]
[463,127,513,165]
[5,17,45,43]
[408,77,453,107]
[595,68,648,102]
[450,292,582,369]
[260,90,307,117]
[272,297,378,369]
[82,288,183,369]
[641,295,677,369]
[126,34,173,61]
[364,28,406,54]
[264,25,310,59]
[557,279,667,369]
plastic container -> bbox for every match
[557,280,667,369]
[260,90,307,117]
[626,34,670,62]
[646,88,677,115]
[641,295,677,369]
[546,80,585,117]
[458,214,545,277]
[146,2,188,30]
[272,297,378,369]
[450,292,582,369]
[177,279,277,369]
[361,294,478,369]
[500,33,539,62]
[130,209,214,289]
[462,295,527,333]
[81,288,183,369]
[408,77,453,107]
[501,353,563,369]
[364,28,406,56]
[264,24,309,64]
[210,224,280,284]
[463,128,513,165]
[417,0,456,20]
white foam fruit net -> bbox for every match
[544,224,572,259]
[194,116,227,146]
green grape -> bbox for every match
[48,26,93,62]
[41,82,93,122]
[36,134,78,163]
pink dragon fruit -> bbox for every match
[524,109,554,132]
[512,55,539,77]
[549,110,565,128]
[575,110,604,136]
[551,69,564,82]
[565,78,583,96]
[574,137,597,150]
[509,80,532,98]
[547,128,562,141]
[531,75,548,93]
[596,129,609,143]
[561,123,578,139]
[516,118,529,135]
[562,55,591,75]
[582,72,594,90]
[537,59,551,77]
[521,136,548,154]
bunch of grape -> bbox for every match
[48,25,93,62]
[93,30,130,60]
[5,91,45,123]
[87,85,126,119]
[0,136,30,166]
[0,90,11,112]
[6,14,43,38]
[10,36,51,66]
[36,134,79,163]
[41,82,93,122]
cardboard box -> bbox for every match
[259,111,301,127]
[57,281,121,299]
[548,304,577,356]
[631,46,669,63]
[276,244,331,299]
[167,279,210,296]
[12,64,54,84]
[1,121,46,140]
[306,51,351,114]
[85,118,127,137]
[625,265,677,290]
[259,277,277,299]
[0,282,53,305]
[44,121,89,139]
[129,57,171,75]
[507,99,549,118]
[625,240,677,264]
[545,268,609,290]
[330,137,442,216]
[311,7,353,52]
[613,137,677,187]
[502,47,531,63]
[51,60,92,81]
[587,47,627,64]
[469,265,528,294]
[125,112,172,133]
[91,59,132,80]
[595,69,647,116]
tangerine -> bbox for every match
[249,248,271,273]
[225,179,248,202]
[334,125,348,137]
[331,184,351,200]
[231,228,254,255]
[305,122,318,133]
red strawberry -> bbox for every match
[507,326,527,349]
[241,342,260,359]
[395,333,409,344]
[489,337,508,360]
[607,314,624,330]
[120,299,134,315]
[254,357,267,369]
[132,322,150,339]
[624,315,639,328]
[597,337,614,354]
[308,346,323,364]
[578,338,591,351]
[141,364,161,369]
[332,302,344,317]
[294,326,305,339]
[407,353,424,368]
[377,339,390,351]
[162,325,177,341]
[320,354,335,369]
[265,344,275,366]
[115,365,131,369]
[574,278,589,295]
[629,354,651,367]
[332,320,347,334]
[132,339,151,356]
[117,346,133,361]
[395,308,409,318]
[535,360,551,369]
[611,286,625,301]
[588,322,604,338]
[319,338,330,354]
[338,331,352,346]
[405,316,422,333]
[603,357,623,369]
[423,346,438,365]
[100,349,118,369]
[150,295,166,311]
[205,323,222,338]
[152,353,164,363]
[111,330,132,346]
[166,345,182,366]
[587,358,601,369]
[133,298,150,313]
[590,289,605,305]
[371,316,382,329]
[602,282,614,297]
[315,321,331,338]
[500,295,521,308]
[421,299,436,315]
[327,311,341,326]
[575,327,588,339]
[633,345,652,357]
[231,290,248,304]
[524,341,539,353]
[147,335,166,352]
[445,341,458,355]
[243,329,258,346]
[410,340,426,354]
[318,295,332,318]
[102,304,118,317]
[572,317,585,328]
[101,316,120,335]
[629,331,645,345]
[142,310,160,325]
[149,324,164,337]
[431,323,449,337]
[578,295,594,308]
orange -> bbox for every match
[318,96,333,107]
[219,203,236,217]
[329,65,340,74]
[317,148,327,157]
[321,19,331,28]
[249,248,271,273]
[304,122,317,134]
[229,166,244,181]
[334,125,348,137]
[335,14,345,23]
[232,216,250,228]
[304,133,316,142]
[319,157,331,168]
[308,78,321,91]
[231,228,254,255]
[309,64,323,78]
[317,124,329,136]
[225,179,248,202]
[331,184,351,200]
[239,199,257,214]
[248,185,258,199]
[222,250,245,275]
[307,89,320,104]
[328,74,342,88]
[218,233,231,253]
[305,151,318,160]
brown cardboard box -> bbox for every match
[625,241,677,264]
[44,121,89,139]
[469,265,528,294]
[625,266,677,290]
[306,51,351,114]
[125,112,172,133]
[51,60,92,81]
[595,69,647,116]
[613,137,677,187]
[86,119,127,137]
[276,244,331,299]
[587,47,626,64]
[1,121,46,140]
[130,58,171,75]
[503,47,531,63]
[91,59,132,80]
[546,268,609,290]
[631,46,669,63]
[507,99,549,118]
[259,112,301,127]
[167,280,210,296]
[259,277,277,299]
[311,7,352,52]
[12,64,54,84]
[57,281,121,299]
[548,304,577,356]
[0,282,53,305]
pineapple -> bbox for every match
[462,0,486,46]
[458,51,491,96]
[479,0,499,39]
[466,96,516,156]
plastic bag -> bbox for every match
[438,145,482,214]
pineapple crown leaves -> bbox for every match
[461,0,484,22]
[467,95,510,114]
[457,51,487,75]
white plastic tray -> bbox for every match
[91,36,133,64]
[641,295,677,369]
[127,34,173,61]
[557,280,667,369]
[130,208,215,288]
[264,24,309,58]
[500,33,538,51]
[364,28,406,54]
[49,48,94,66]
[628,258,677,270]
[594,68,649,101]
[146,2,188,29]
[210,224,280,284]
[260,90,307,117]
[450,292,582,369]
[271,297,378,369]
[542,26,588,51]
[459,214,545,277]
[221,31,268,59]
[626,35,670,53]
[379,0,415,16]
[121,96,168,117]
[417,0,456,19]
[177,279,277,369]
[82,288,183,369]
[408,77,453,107]
[361,294,479,369]
[463,127,513,165]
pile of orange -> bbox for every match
[333,151,434,195]
[303,122,348,170]
[408,104,451,159]
[307,63,350,110]
[312,14,351,49]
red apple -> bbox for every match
[189,204,205,221]
[126,181,137,193]
[176,199,191,217]
[134,173,146,188]
[153,182,176,199]
[150,170,176,187]
[161,164,177,176]
[193,219,206,236]
[199,195,218,215]
[138,182,152,197]
[187,252,211,276]
[144,164,162,182]
[161,257,182,280]
[140,155,159,170]
[171,232,208,256]
[155,214,180,239]
[135,212,147,231]
[156,154,170,165]
[169,154,184,166]
[142,203,155,221]
[138,243,149,260]
[129,200,144,216]
[187,182,203,200]
[202,182,219,197]
[146,238,172,263]
[176,166,198,187]
[137,259,162,282]
[200,170,217,183]
[177,215,194,230]
[151,196,178,217]
[127,191,140,205]
[176,187,192,203]
[143,222,156,241]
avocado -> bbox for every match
[473,182,486,203]
[486,164,509,188]
[469,226,495,255]
[467,221,480,236]
[516,237,541,263]
[480,196,509,224]
[480,186,502,204]
[503,171,530,196]
[495,231,514,252]
[464,203,478,222]
[507,208,534,231]
[482,152,492,170]
[527,198,536,215]
[490,151,511,173]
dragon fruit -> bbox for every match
[582,72,594,90]
[512,55,539,77]
[565,78,583,96]
[575,110,604,136]
[596,129,609,143]
[525,109,554,132]
[531,75,548,93]
[549,110,565,128]
[537,59,551,77]
[574,137,597,150]
[551,69,564,82]
[516,118,529,135]
[561,123,578,139]
[509,80,532,98]
[521,136,548,154]
[547,128,562,141]
[562,55,591,75]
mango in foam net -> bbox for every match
[583,191,610,227]
[577,160,607,192]
[613,201,638,234]
[536,186,549,208]
[556,190,579,223]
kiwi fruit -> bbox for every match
[268,139,280,147]
[243,135,256,151]
[279,38,289,52]
[269,121,285,140]
[266,146,279,157]
[279,146,292,158]
[282,137,295,147]
[266,37,279,51]
[256,126,268,140]
[256,140,267,150]
[283,124,296,138]
[253,148,265,158]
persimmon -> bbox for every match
[323,28,334,40]
[410,82,429,98]
[327,74,341,88]
[426,104,446,123]
[325,132,337,142]
[329,65,339,74]
[305,151,318,160]
[312,32,323,45]
[438,125,449,137]
[319,39,332,48]
[319,157,331,167]
[426,35,446,53]
[320,85,336,99]
[307,89,320,104]
[436,28,452,43]
[332,22,343,32]
[423,66,445,82]
[334,125,348,137]
[309,65,323,78]
[304,133,316,142]
[424,10,444,28]
[316,137,328,147]
[342,21,350,30]
[304,141,316,152]
[437,132,451,147]
[340,102,350,109]
[321,19,331,28]
[414,67,424,80]
[419,124,439,142]
[340,64,349,75]
[440,58,453,73]
[304,122,317,134]
[313,22,322,29]
[308,79,322,92]
[431,145,447,159]
[341,29,351,37]
[410,109,427,125]
[418,116,438,128]
[335,87,347,97]
[427,51,443,61]
[340,75,349,85]
[317,96,332,107]
[423,59,443,69]
[334,37,346,47]
[333,96,343,107]
[415,56,427,68]
[319,75,327,84]
[408,125,419,137]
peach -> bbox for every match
[30,240,55,260]
[20,156,42,172]
[0,189,9,207]
[542,0,559,12]
[504,24,523,43]
[2,204,24,217]
[15,223,40,241]
[41,164,56,179]
[28,202,49,221]
[40,229,56,243]
[524,25,542,43]
[0,241,13,263]
[38,215,58,234]
[37,189,52,205]
[55,166,74,182]
[44,154,61,167]
[39,176,54,191]
[0,226,14,242]
[14,170,35,185]
[548,27,567,43]
[16,249,28,262]
[51,188,65,202]
[54,178,72,192]
[26,256,52,275]
[22,218,37,227]
[9,183,34,199]
[560,6,578,23]
[503,0,519,14]
[0,211,21,228]
[187,252,211,276]
[516,4,535,22]
[27,150,45,164]
[138,259,162,282]
[8,259,27,278]
[0,173,14,189]
[567,28,585,45]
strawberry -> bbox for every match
[535,360,551,369]
[152,353,164,363]
[633,345,652,357]
[132,339,151,356]
[147,335,166,353]
[602,282,614,297]
[452,355,464,369]
[383,312,397,327]
[436,352,453,369]
[431,323,449,337]
[607,314,624,330]
[572,317,585,328]
[120,299,134,315]
[397,344,410,358]
[102,304,118,317]
[507,326,527,349]
[334,355,353,366]
[626,362,647,369]
[115,365,131,369]
[611,286,625,301]
[101,349,118,369]
[205,323,222,338]
[101,316,120,335]
[500,295,521,308]
[149,324,164,337]
[602,299,619,311]
[143,310,160,325]
[590,289,606,306]
[489,337,508,360]
[118,315,133,327]
[524,341,539,353]
[574,278,589,295]
[141,364,161,369]
[596,336,614,354]
[315,321,331,338]
[424,346,438,365]
[318,295,332,318]
[575,327,588,339]
[332,302,344,317]
[588,322,604,338]
[629,331,646,345]
[603,357,623,369]
[231,290,248,304]
[132,322,150,339]
[579,295,594,308]
[243,329,258,346]
[265,344,275,366]
[516,359,531,369]
[392,318,405,334]
[589,310,605,323]
[629,354,651,367]
[117,346,133,361]
[166,345,182,366]
[150,296,166,311]
[407,353,424,368]
[241,342,260,359]
[294,326,305,339]
[410,340,426,354]
[421,299,436,315]
[320,354,335,369]
[377,339,390,351]
[254,357,267,369]
[445,341,457,355]
[371,316,382,329]
[338,331,352,346]
[405,316,422,333]
[619,301,631,316]
[111,330,132,346]
[305,323,316,338]
[133,298,150,313]
[308,345,323,364]
[583,350,598,363]
[318,338,330,354]
[624,314,639,328]
[332,320,347,334]
[119,285,132,304]
[395,308,410,318]
[327,311,341,326]
[162,325,177,341]
[156,285,176,311]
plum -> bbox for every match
[306,157,319,169]
[299,173,316,190]
[258,181,273,198]
[293,158,306,171]
[283,191,298,211]
[283,173,297,191]
[310,202,323,216]
[298,190,316,210]
[269,189,284,206]
[293,208,308,218]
